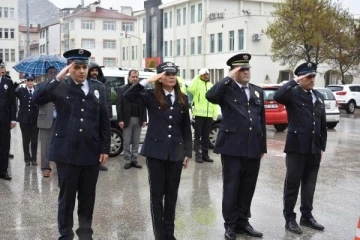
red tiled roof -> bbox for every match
[65,7,136,21]
[19,26,40,33]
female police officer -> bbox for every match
[124,62,192,240]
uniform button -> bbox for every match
[294,131,297,133]
[66,96,69,99]
[28,105,30,107]
[168,125,172,128]
[250,118,252,121]
[303,103,305,106]
[55,133,58,136]
[226,129,228,132]
[168,135,171,138]
[170,107,173,110]
[29,97,32,99]
[249,127,252,131]
[79,129,83,132]
[248,110,251,113]
[313,113,315,116]
[169,116,172,119]
[28,101,31,103]
[82,99,85,102]
[158,107,161,109]
[247,103,249,105]
[28,109,30,111]
[234,99,237,102]
[312,131,315,134]
[313,122,315,125]
[80,118,84,122]
[81,109,84,112]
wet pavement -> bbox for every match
[1,111,359,240]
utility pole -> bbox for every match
[26,0,30,57]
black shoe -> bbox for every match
[300,217,324,230]
[236,224,263,238]
[99,164,108,171]
[202,155,214,162]
[224,227,236,240]
[124,163,132,169]
[0,172,12,180]
[166,236,177,240]
[195,155,203,163]
[31,161,38,166]
[8,153,14,159]
[25,162,31,166]
[131,162,142,169]
[285,220,303,234]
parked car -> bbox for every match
[315,87,340,129]
[326,84,360,114]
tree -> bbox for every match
[265,0,338,68]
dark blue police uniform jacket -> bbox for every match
[274,80,327,154]
[15,87,38,123]
[206,77,267,159]
[124,83,192,161]
[32,77,111,165]
[0,77,16,123]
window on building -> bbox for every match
[238,29,244,50]
[5,49,9,61]
[183,39,186,56]
[0,28,2,38]
[10,8,14,19]
[81,39,95,49]
[4,28,8,39]
[183,8,186,25]
[103,21,116,30]
[182,69,186,78]
[122,47,126,60]
[176,39,181,56]
[131,46,135,60]
[126,47,128,60]
[81,20,95,30]
[10,29,14,39]
[197,36,202,54]
[164,12,168,29]
[169,40,172,57]
[218,33,223,52]
[122,22,134,31]
[103,58,116,67]
[4,7,8,18]
[143,44,146,58]
[169,11,172,28]
[229,31,234,51]
[70,20,74,30]
[11,49,15,62]
[210,34,215,53]
[176,9,181,26]
[89,57,95,63]
[190,69,195,79]
[143,18,146,33]
[190,5,195,24]
[0,7,2,18]
[103,40,116,49]
[190,37,195,55]
[198,3,202,22]
[0,49,3,60]
[164,41,168,57]
[70,39,75,49]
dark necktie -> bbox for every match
[29,89,32,95]
[166,94,172,106]
[307,91,312,100]
[241,86,248,100]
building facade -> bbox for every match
[60,3,137,67]
[19,25,40,60]
[0,0,19,78]
[38,21,60,56]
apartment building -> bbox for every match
[19,25,40,60]
[0,0,19,78]
[38,20,60,56]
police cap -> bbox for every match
[294,62,317,76]
[25,74,35,80]
[156,62,177,74]
[63,48,91,64]
[227,53,251,69]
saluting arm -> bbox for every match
[273,80,298,105]
[32,79,59,105]
[205,77,232,104]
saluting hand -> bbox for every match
[56,62,75,81]
[183,156,190,169]
[228,67,241,79]
[99,153,109,164]
[147,72,165,83]
[294,73,310,84]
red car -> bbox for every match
[259,84,288,131]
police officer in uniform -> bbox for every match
[15,74,39,166]
[0,64,16,180]
[274,62,327,234]
[33,49,111,240]
[206,53,266,240]
[124,62,192,240]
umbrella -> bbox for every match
[13,55,67,76]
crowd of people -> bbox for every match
[0,48,327,240]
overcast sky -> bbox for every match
[49,0,360,15]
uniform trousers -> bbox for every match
[283,152,321,221]
[123,117,141,164]
[19,122,39,162]
[39,123,54,170]
[221,155,261,228]
[56,162,100,240]
[0,123,10,174]
[193,116,213,157]
[146,157,183,240]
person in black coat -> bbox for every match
[116,69,147,169]
[0,64,16,180]
[32,49,111,240]
[15,74,39,166]
[124,62,192,240]
[274,62,327,234]
[206,53,266,240]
